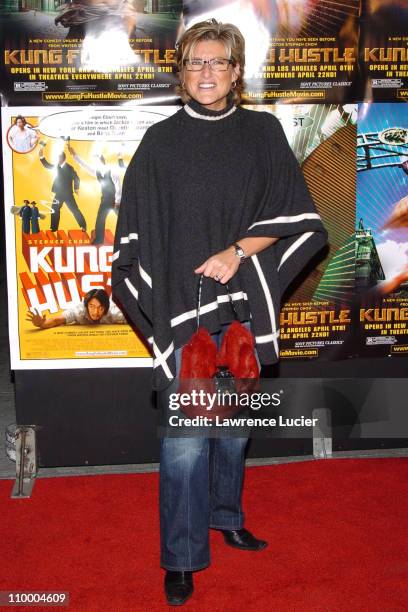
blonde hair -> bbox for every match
[175,18,245,105]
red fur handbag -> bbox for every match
[177,275,260,419]
[216,319,260,395]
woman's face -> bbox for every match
[16,118,25,130]
[182,39,240,111]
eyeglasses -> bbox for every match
[183,58,233,72]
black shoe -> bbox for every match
[221,528,268,551]
[164,570,194,606]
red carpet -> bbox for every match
[1,458,408,611]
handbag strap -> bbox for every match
[196,273,238,330]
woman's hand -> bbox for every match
[194,246,239,284]
[194,237,279,284]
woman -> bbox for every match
[8,116,38,153]
[112,19,328,605]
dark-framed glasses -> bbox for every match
[183,58,233,72]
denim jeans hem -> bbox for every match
[161,560,210,572]
[209,523,243,530]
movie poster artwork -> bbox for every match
[244,103,357,361]
[0,1,182,106]
[356,102,408,358]
[362,0,408,102]
[1,104,178,369]
[2,2,407,107]
[183,0,360,104]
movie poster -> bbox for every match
[356,102,408,358]
[361,0,408,102]
[182,0,360,104]
[244,103,357,361]
[1,104,179,369]
[0,1,182,106]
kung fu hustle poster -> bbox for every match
[361,0,408,103]
[260,103,357,362]
[1,1,407,370]
[2,105,177,369]
[0,1,183,106]
[356,103,408,359]
[183,0,360,104]
[1,1,361,106]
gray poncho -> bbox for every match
[112,97,328,390]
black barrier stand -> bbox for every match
[14,368,158,467]
[14,367,314,466]
[14,355,408,467]
[271,358,408,454]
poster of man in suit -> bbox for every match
[39,143,87,232]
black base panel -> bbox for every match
[15,369,314,466]
[14,356,408,467]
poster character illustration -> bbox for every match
[2,105,177,368]
[7,115,39,154]
[55,0,140,40]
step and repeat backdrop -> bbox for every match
[1,0,407,373]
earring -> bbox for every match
[231,80,236,89]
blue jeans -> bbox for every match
[158,322,256,571]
